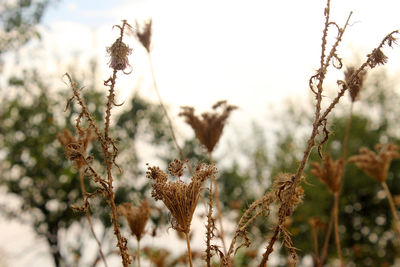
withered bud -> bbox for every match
[179,100,237,153]
[135,19,152,52]
[311,154,344,193]
[368,48,388,68]
[344,66,367,102]
[107,38,132,72]
[349,143,399,183]
[118,200,150,241]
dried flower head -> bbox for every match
[107,39,132,72]
[57,129,93,169]
[349,143,399,183]
[106,21,133,72]
[273,173,304,216]
[146,159,217,233]
[135,19,152,52]
[344,66,367,102]
[311,154,344,193]
[118,200,150,241]
[367,48,388,68]
[179,100,237,153]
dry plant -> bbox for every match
[62,20,133,267]
[349,143,400,238]
[179,100,237,258]
[146,159,217,267]
[57,129,108,266]
[118,200,150,267]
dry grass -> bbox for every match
[57,1,400,266]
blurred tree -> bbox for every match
[0,0,58,55]
[0,68,174,266]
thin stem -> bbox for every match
[147,53,193,175]
[381,181,400,239]
[333,192,344,267]
[137,239,141,267]
[318,206,334,267]
[185,232,194,267]
[79,169,108,267]
[208,152,227,254]
[311,224,320,266]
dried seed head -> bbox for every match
[135,19,152,52]
[146,159,217,233]
[368,48,388,68]
[106,20,133,72]
[344,66,367,102]
[179,100,237,153]
[311,154,344,193]
[107,38,132,72]
[118,200,150,241]
[168,158,185,177]
[349,143,399,183]
[57,129,93,169]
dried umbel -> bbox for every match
[179,100,237,153]
[344,66,367,102]
[146,159,217,233]
[106,20,133,72]
[349,143,399,183]
[311,154,344,193]
[118,200,150,241]
[57,128,93,169]
[135,19,152,52]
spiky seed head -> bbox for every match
[146,159,217,233]
[106,38,132,71]
[311,154,344,193]
[179,100,237,153]
[135,19,152,52]
[368,48,388,68]
[344,66,367,102]
[349,143,399,183]
[118,200,150,241]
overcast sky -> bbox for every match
[2,0,400,266]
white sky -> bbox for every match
[2,0,400,266]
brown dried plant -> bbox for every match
[135,19,152,53]
[63,20,133,267]
[118,200,150,267]
[58,129,108,267]
[349,143,400,239]
[311,154,345,266]
[311,154,344,194]
[254,0,398,265]
[344,66,367,103]
[134,18,191,174]
[349,143,399,183]
[179,100,237,257]
[179,101,238,153]
[146,159,217,267]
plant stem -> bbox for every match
[137,239,141,267]
[208,152,227,254]
[79,169,108,267]
[147,53,193,175]
[318,208,334,267]
[381,181,400,239]
[185,232,194,267]
[333,192,344,267]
